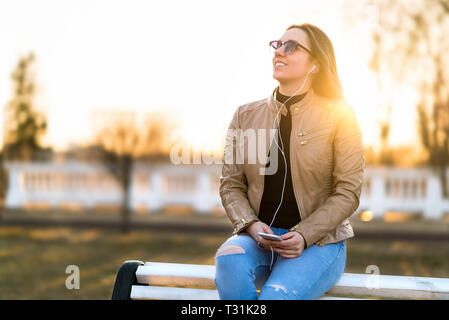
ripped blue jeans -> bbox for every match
[214,227,346,300]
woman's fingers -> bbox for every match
[259,240,276,249]
[273,247,301,255]
[262,225,274,234]
[272,247,294,254]
[255,231,304,258]
[257,238,278,250]
[279,232,295,240]
[273,248,301,258]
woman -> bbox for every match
[215,23,365,300]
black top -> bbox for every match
[258,87,307,229]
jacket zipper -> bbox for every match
[298,123,334,137]
[290,117,305,223]
[299,132,330,145]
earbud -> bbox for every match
[309,65,316,73]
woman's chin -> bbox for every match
[272,72,286,82]
[272,72,292,84]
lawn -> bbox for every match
[1,225,449,299]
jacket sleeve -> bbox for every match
[291,102,365,247]
[220,106,259,235]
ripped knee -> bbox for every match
[215,244,245,258]
[267,283,289,294]
[259,283,299,299]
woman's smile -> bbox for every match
[273,59,288,69]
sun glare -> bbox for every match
[0,0,422,154]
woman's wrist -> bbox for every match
[240,219,259,233]
[294,231,307,249]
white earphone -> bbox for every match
[264,64,316,270]
[269,64,315,226]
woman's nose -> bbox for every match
[274,47,286,57]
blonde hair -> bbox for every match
[286,23,344,99]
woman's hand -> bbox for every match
[271,232,305,258]
[245,221,277,248]
[246,223,305,258]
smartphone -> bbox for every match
[258,232,282,241]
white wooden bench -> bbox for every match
[111,260,449,300]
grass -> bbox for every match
[346,238,449,278]
[1,225,449,299]
[0,226,225,299]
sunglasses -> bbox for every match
[269,39,313,56]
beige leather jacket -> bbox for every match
[219,87,365,247]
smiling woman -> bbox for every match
[272,24,344,99]
[215,23,365,300]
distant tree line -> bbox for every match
[1,52,177,231]
[346,0,449,196]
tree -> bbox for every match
[92,110,176,233]
[0,152,8,218]
[349,0,449,195]
[368,6,394,165]
[398,1,449,196]
[3,52,49,161]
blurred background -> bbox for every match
[1,0,449,299]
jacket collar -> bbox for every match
[268,86,316,116]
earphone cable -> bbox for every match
[267,66,315,271]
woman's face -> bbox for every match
[272,28,316,86]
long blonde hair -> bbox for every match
[287,23,344,99]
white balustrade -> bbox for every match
[359,167,449,220]
[4,161,222,213]
[3,161,449,220]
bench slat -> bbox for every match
[130,286,364,300]
[328,273,449,299]
[136,262,449,299]
[131,285,219,300]
[137,262,216,288]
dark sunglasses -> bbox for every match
[269,39,313,56]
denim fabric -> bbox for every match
[214,227,346,300]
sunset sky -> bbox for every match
[0,0,419,154]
